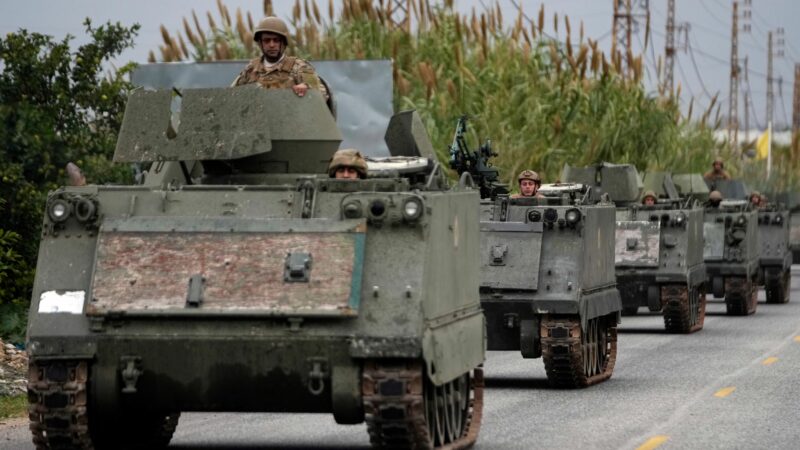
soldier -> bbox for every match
[703,157,731,181]
[641,190,657,206]
[749,191,762,208]
[510,170,544,199]
[66,162,86,187]
[232,16,322,98]
[707,190,723,208]
[328,149,367,179]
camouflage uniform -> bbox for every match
[703,168,731,181]
[231,56,322,91]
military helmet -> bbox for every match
[709,190,723,201]
[642,190,657,201]
[518,170,541,184]
[750,190,761,198]
[253,16,290,43]
[328,149,367,178]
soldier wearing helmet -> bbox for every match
[641,190,657,206]
[703,157,731,181]
[232,16,323,98]
[707,190,723,208]
[510,170,544,199]
[328,149,367,179]
[749,191,762,208]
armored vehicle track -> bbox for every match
[662,285,706,333]
[540,315,618,388]
[363,360,484,449]
[725,277,758,315]
[765,271,791,304]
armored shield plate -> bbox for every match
[479,222,542,290]
[88,218,365,317]
[615,221,661,267]
[703,222,725,260]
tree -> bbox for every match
[0,19,139,341]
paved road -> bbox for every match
[3,267,799,449]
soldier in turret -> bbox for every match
[232,16,323,98]
[328,149,367,179]
[749,191,762,208]
[510,170,544,199]
[641,190,657,206]
[703,157,731,182]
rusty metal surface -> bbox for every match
[90,231,363,315]
[614,221,661,266]
[703,222,726,260]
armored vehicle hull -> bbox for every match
[479,186,621,388]
[26,88,485,449]
[756,207,792,303]
[703,201,760,315]
[614,171,707,333]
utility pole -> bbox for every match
[792,64,800,162]
[744,56,750,145]
[728,1,739,152]
[766,31,774,130]
[663,0,689,97]
[612,0,649,78]
[388,0,411,33]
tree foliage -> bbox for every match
[0,19,139,341]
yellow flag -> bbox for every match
[756,128,770,160]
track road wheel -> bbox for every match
[765,270,791,304]
[362,360,483,449]
[662,284,707,333]
[725,277,758,315]
[540,314,618,388]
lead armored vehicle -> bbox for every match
[565,165,707,333]
[449,126,621,388]
[26,87,485,449]
[701,179,760,315]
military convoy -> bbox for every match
[562,165,707,333]
[25,87,486,449]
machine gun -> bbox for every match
[448,115,508,199]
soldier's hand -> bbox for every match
[292,83,309,97]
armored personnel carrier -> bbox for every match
[25,87,485,449]
[476,181,621,388]
[562,166,707,333]
[701,179,760,315]
[713,181,792,304]
[754,201,792,303]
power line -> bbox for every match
[676,55,697,99]
[698,0,730,30]
[688,38,716,100]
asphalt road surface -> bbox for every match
[3,267,799,449]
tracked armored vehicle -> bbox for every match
[701,179,760,315]
[712,181,792,304]
[476,182,621,388]
[754,201,792,303]
[569,165,708,333]
[25,87,485,449]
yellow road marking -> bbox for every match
[636,435,669,450]
[794,336,800,342]
[714,386,736,398]
[763,357,779,366]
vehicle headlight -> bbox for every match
[369,199,387,219]
[773,214,783,225]
[527,210,542,223]
[74,196,97,223]
[543,208,558,223]
[48,199,72,223]
[736,215,747,226]
[342,200,362,219]
[565,208,581,224]
[402,198,423,221]
[674,212,686,226]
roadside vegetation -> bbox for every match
[0,395,26,419]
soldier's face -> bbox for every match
[713,161,722,171]
[643,197,655,206]
[335,167,360,180]
[260,33,284,61]
[519,179,538,196]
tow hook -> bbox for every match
[307,358,328,396]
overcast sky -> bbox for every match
[2,0,798,129]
